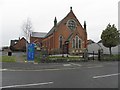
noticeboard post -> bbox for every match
[27,43,35,61]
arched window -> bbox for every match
[74,35,82,49]
[76,36,79,48]
[79,39,81,48]
[59,35,63,48]
[72,39,75,48]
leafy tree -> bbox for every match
[101,24,120,55]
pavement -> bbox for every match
[1,51,120,72]
[2,60,119,71]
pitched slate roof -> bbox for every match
[31,32,47,38]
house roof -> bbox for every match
[31,32,47,38]
[12,37,27,47]
[98,40,102,43]
[87,39,95,45]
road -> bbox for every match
[1,61,119,88]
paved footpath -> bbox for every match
[2,60,119,71]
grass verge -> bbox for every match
[0,56,16,62]
[102,54,120,61]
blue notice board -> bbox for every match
[27,43,35,61]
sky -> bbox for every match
[0,0,119,47]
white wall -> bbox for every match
[88,43,119,55]
[87,43,101,54]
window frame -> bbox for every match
[72,35,82,49]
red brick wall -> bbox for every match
[42,10,87,54]
[13,38,26,51]
[30,37,43,47]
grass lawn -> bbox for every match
[0,56,16,62]
[102,54,120,61]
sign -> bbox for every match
[27,43,35,61]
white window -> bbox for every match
[73,35,82,49]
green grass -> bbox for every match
[0,56,16,62]
[102,54,120,61]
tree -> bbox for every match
[22,18,33,43]
[101,24,120,55]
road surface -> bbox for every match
[1,61,119,88]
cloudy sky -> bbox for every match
[1,0,119,47]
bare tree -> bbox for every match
[21,18,33,55]
[22,18,33,43]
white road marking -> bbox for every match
[70,63,82,67]
[0,69,7,71]
[63,64,71,66]
[93,73,120,79]
[2,68,76,72]
[87,65,103,68]
[1,82,53,88]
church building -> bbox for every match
[42,7,87,55]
